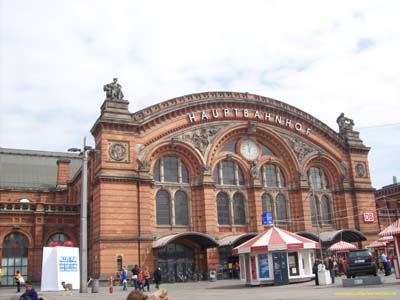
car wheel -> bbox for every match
[346,274,351,279]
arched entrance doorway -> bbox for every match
[153,232,219,282]
[158,243,195,282]
[1,232,29,285]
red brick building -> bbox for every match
[1,90,381,284]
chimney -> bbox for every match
[394,176,398,184]
[57,159,71,186]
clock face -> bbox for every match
[240,140,259,160]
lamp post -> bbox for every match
[68,137,94,293]
[310,190,324,260]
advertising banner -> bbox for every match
[41,246,80,291]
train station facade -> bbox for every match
[0,87,380,283]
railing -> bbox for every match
[0,202,79,213]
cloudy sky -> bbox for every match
[0,0,399,189]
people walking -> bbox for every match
[121,266,129,291]
[15,270,22,293]
[153,267,162,289]
[327,256,335,284]
[312,259,320,286]
[143,266,151,292]
[131,264,140,290]
[137,270,144,291]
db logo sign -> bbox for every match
[363,212,374,223]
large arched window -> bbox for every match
[2,232,29,285]
[175,191,189,225]
[262,193,274,215]
[309,167,328,189]
[233,192,246,225]
[217,192,230,225]
[308,166,333,226]
[156,190,171,225]
[321,195,333,224]
[213,160,245,186]
[275,193,288,223]
[262,164,285,187]
[153,156,189,183]
[154,156,191,227]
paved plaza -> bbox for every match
[0,275,398,300]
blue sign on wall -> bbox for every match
[59,256,78,272]
[262,212,273,225]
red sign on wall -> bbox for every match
[363,212,375,223]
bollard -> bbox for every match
[91,278,99,293]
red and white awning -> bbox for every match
[366,240,387,249]
[232,226,319,255]
[378,219,400,237]
[327,241,357,252]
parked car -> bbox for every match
[346,249,377,278]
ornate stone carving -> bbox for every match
[340,161,349,180]
[137,159,150,171]
[355,162,367,178]
[104,78,124,100]
[282,134,316,163]
[250,161,259,179]
[108,141,128,162]
[182,127,219,154]
[336,112,354,133]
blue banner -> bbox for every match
[262,212,273,225]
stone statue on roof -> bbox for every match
[336,112,354,133]
[104,78,124,100]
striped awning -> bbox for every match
[378,219,400,237]
[366,240,387,249]
[327,241,357,252]
[232,226,319,255]
[378,236,394,242]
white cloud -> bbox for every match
[0,0,399,188]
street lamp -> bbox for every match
[68,137,94,293]
[310,190,324,260]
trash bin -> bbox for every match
[209,270,217,281]
[92,279,99,293]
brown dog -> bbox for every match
[61,281,73,295]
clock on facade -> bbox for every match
[239,139,259,160]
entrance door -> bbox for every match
[158,243,195,282]
[1,232,29,285]
[272,252,289,285]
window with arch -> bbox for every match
[308,166,334,226]
[153,156,189,183]
[262,193,274,216]
[154,156,191,226]
[233,192,246,225]
[310,194,319,225]
[174,191,189,225]
[217,192,230,225]
[213,160,245,186]
[156,190,171,225]
[2,232,29,285]
[320,195,333,224]
[260,163,289,225]
[275,193,288,222]
[261,163,285,187]
[308,167,328,190]
[47,233,69,246]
